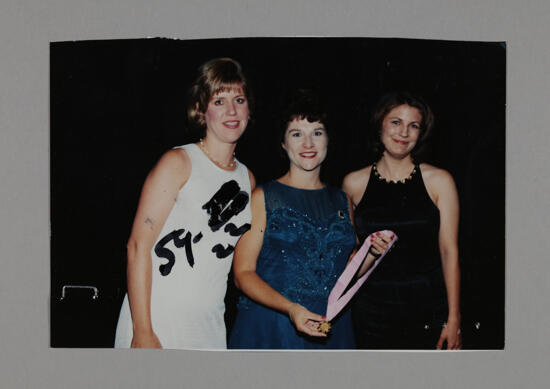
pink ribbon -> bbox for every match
[325,230,398,321]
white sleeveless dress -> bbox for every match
[114,143,252,349]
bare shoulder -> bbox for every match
[151,148,191,189]
[420,163,456,189]
[342,165,372,205]
[420,163,458,207]
[159,147,190,168]
[343,166,372,192]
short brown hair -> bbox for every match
[279,88,329,146]
[187,58,254,134]
[368,91,435,163]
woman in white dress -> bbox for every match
[114,58,255,349]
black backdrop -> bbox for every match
[50,37,505,349]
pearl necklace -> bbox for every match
[373,163,417,184]
[199,139,236,169]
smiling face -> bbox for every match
[282,118,328,173]
[380,104,422,159]
[204,86,249,144]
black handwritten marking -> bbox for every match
[145,217,154,230]
[192,232,203,244]
[202,180,249,232]
[211,243,235,259]
[224,223,251,236]
[154,229,195,275]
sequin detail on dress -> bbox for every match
[229,181,356,349]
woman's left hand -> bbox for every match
[436,319,462,350]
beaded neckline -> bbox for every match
[372,163,418,184]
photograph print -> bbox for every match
[50,37,505,350]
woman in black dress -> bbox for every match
[342,91,461,350]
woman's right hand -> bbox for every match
[131,330,162,349]
[288,303,327,337]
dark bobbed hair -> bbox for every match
[279,88,330,148]
[277,89,334,181]
[187,58,254,137]
[368,91,435,163]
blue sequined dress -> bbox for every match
[228,180,356,349]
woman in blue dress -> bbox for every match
[228,90,388,349]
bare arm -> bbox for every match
[233,187,326,337]
[426,167,461,350]
[126,149,190,348]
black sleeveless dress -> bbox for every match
[352,165,448,349]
